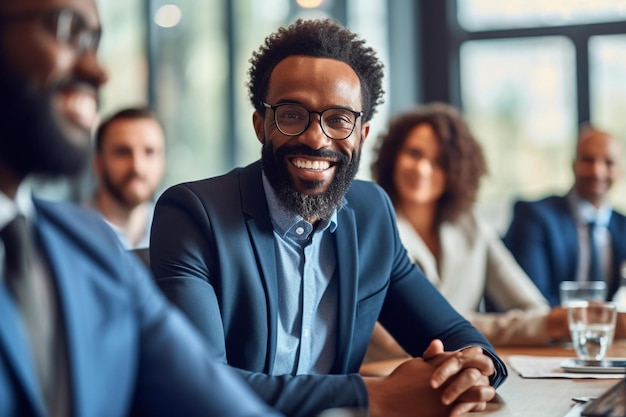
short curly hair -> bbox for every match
[371,102,487,224]
[247,18,385,123]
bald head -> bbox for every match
[573,125,622,207]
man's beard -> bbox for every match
[102,170,153,209]
[261,142,361,220]
[0,63,90,179]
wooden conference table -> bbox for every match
[474,340,626,416]
[361,340,626,416]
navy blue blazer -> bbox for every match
[150,161,507,417]
[504,195,626,306]
[0,198,281,417]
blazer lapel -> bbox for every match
[332,205,359,373]
[608,213,625,295]
[34,208,91,417]
[0,285,46,416]
[555,197,580,262]
[240,162,279,369]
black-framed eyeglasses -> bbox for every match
[0,8,100,56]
[262,102,363,141]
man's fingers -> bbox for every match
[449,400,488,417]
[431,350,492,388]
[440,368,490,404]
[422,339,444,360]
[447,384,494,417]
[431,352,465,388]
[445,375,493,403]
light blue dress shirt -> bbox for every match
[84,198,154,249]
[262,174,339,375]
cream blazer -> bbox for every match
[365,211,551,360]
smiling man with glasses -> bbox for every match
[151,18,507,417]
[0,1,285,416]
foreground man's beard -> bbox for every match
[261,142,361,221]
[0,65,91,179]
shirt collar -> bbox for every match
[567,188,612,227]
[261,172,338,238]
[0,181,35,229]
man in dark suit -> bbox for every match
[504,124,626,307]
[151,18,507,417]
[0,1,282,416]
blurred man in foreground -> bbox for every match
[0,1,283,416]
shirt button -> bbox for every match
[295,226,305,235]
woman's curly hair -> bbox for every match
[371,102,487,224]
[247,18,385,123]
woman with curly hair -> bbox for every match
[365,103,570,358]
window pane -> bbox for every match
[460,37,577,228]
[151,0,228,188]
[590,34,626,212]
[458,0,626,31]
[98,0,147,114]
[232,0,294,168]
[348,0,390,180]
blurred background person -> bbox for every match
[366,102,569,356]
[87,107,165,249]
[504,124,626,306]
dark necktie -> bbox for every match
[1,215,55,412]
[587,221,603,282]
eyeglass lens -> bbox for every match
[0,8,100,55]
[273,104,358,140]
[49,8,100,54]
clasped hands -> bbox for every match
[364,339,496,417]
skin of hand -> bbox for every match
[547,308,626,340]
[363,339,496,417]
[616,312,626,339]
[546,307,571,341]
[423,339,496,416]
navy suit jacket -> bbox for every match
[150,161,507,417]
[504,195,626,306]
[0,198,281,417]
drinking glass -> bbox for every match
[567,301,617,361]
[559,281,607,307]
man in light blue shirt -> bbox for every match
[151,17,507,417]
[88,107,164,249]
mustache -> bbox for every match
[53,69,102,90]
[277,144,348,162]
[52,77,101,104]
[119,171,147,185]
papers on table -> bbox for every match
[507,355,624,379]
